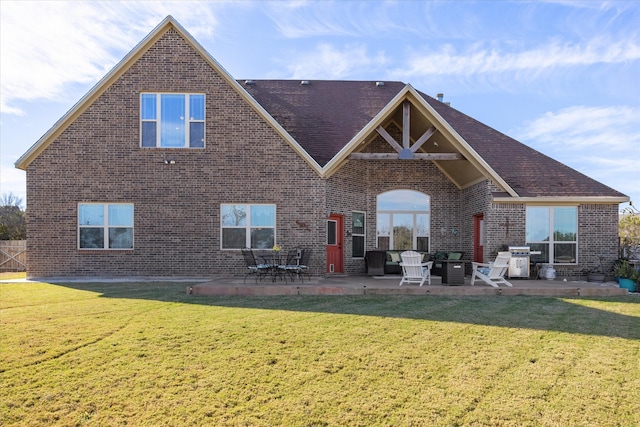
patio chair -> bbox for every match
[279,248,301,282]
[283,248,312,283]
[365,250,386,276]
[471,252,513,288]
[241,248,270,284]
[399,251,433,287]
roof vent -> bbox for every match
[376,81,385,87]
[244,80,255,85]
[436,93,444,102]
[300,80,310,85]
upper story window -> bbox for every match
[141,93,205,148]
[78,203,134,250]
[526,206,578,264]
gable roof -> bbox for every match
[419,92,628,200]
[241,80,406,166]
[15,16,317,173]
[243,79,627,202]
[16,16,628,204]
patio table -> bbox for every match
[441,260,465,285]
[259,252,288,282]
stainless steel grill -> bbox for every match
[508,246,531,278]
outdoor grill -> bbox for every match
[508,246,531,278]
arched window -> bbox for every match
[376,190,430,251]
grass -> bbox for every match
[1,279,639,426]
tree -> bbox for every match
[620,211,640,246]
[0,193,26,240]
[619,205,640,260]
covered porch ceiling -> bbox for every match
[351,98,488,190]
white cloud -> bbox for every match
[516,105,640,201]
[265,1,372,38]
[0,167,27,202]
[517,105,640,150]
[1,2,133,114]
[391,36,640,79]
[0,1,223,115]
[283,43,387,79]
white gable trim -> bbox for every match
[493,196,629,204]
[15,16,321,174]
[319,85,519,197]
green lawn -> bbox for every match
[1,280,639,426]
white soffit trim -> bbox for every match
[493,196,630,204]
[404,85,518,197]
[170,19,322,174]
[320,84,520,199]
[16,16,182,170]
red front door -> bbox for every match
[473,214,484,263]
[326,214,344,273]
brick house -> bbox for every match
[15,16,628,279]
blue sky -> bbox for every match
[1,0,639,210]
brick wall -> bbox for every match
[576,204,620,278]
[25,28,326,277]
[24,27,622,279]
[327,126,464,274]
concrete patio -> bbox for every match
[188,274,632,297]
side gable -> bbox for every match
[15,16,318,174]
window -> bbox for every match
[221,204,275,249]
[141,93,205,148]
[327,220,337,245]
[78,203,134,249]
[376,190,430,251]
[352,212,365,258]
[526,206,577,264]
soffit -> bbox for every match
[335,88,507,192]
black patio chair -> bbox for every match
[241,248,270,284]
[365,250,386,276]
[281,248,312,283]
[276,248,298,282]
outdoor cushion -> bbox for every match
[389,252,401,263]
[448,252,463,260]
[434,251,448,260]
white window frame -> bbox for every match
[78,203,134,250]
[140,93,205,148]
[220,204,276,250]
[376,190,430,251]
[352,211,366,258]
[526,206,578,265]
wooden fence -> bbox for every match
[0,240,26,272]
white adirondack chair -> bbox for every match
[471,252,513,287]
[399,251,433,287]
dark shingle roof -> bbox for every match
[421,92,627,198]
[241,79,626,199]
[240,80,406,166]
